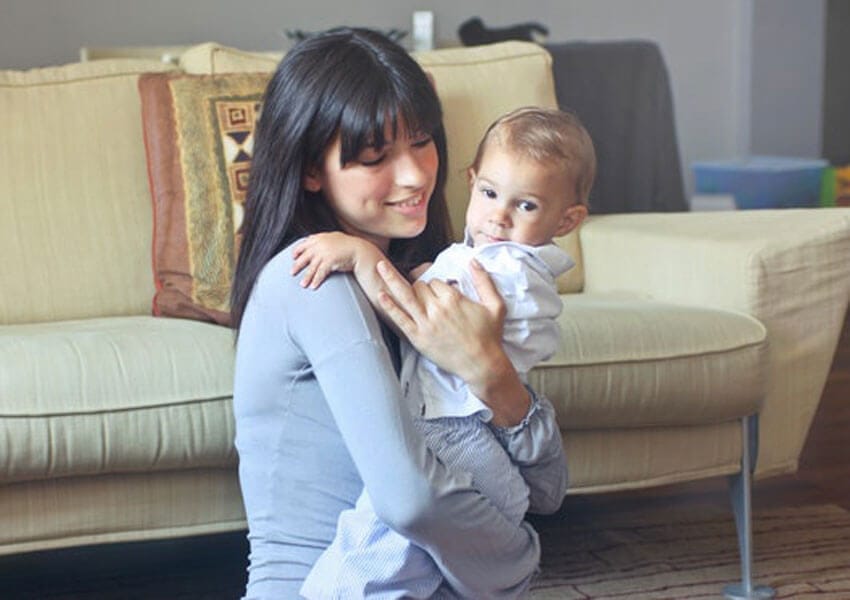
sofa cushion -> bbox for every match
[0,317,235,484]
[139,72,270,325]
[0,300,765,486]
[178,41,584,294]
[0,59,177,325]
[528,294,767,428]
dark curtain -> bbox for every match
[545,41,687,213]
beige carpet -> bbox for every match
[530,503,850,599]
[6,503,850,598]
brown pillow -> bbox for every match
[139,71,271,325]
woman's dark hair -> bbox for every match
[231,27,452,330]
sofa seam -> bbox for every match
[0,67,174,88]
[416,52,548,68]
[539,338,766,368]
[0,393,233,419]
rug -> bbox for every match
[530,503,850,599]
[5,503,850,598]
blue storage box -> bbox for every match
[692,156,828,209]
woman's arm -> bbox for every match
[376,258,532,427]
[380,252,567,513]
[380,245,567,512]
[294,240,533,427]
[376,253,567,511]
[279,249,539,598]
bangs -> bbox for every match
[338,75,442,164]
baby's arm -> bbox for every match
[291,232,381,288]
[292,232,411,323]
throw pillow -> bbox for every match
[139,72,270,325]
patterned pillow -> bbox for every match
[139,72,270,325]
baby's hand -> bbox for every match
[408,262,433,282]
[291,232,361,289]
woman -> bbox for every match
[231,27,567,598]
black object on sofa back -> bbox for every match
[545,40,687,214]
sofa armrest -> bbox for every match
[578,208,850,479]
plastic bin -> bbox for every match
[692,156,828,209]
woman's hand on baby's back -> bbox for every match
[377,258,505,370]
[377,259,529,425]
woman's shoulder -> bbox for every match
[252,242,299,298]
[248,239,387,352]
[252,240,363,306]
[258,242,299,281]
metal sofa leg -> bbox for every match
[723,415,775,600]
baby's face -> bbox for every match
[465,143,581,248]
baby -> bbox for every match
[295,106,595,598]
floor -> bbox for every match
[3,313,849,598]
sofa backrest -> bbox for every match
[0,59,176,325]
[0,41,584,328]
[181,41,584,294]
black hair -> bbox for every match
[231,27,451,330]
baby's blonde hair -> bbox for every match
[470,106,596,206]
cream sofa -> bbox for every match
[2,41,849,593]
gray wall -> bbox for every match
[751,0,825,158]
[0,0,827,198]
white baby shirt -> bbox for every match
[400,238,574,422]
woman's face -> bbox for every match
[305,121,438,252]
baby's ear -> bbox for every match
[555,204,588,237]
[467,167,476,189]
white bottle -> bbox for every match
[412,11,435,52]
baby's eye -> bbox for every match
[518,200,538,212]
[480,187,497,199]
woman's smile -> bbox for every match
[385,192,428,214]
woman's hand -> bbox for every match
[376,259,531,427]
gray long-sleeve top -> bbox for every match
[233,245,568,599]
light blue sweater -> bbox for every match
[233,244,567,599]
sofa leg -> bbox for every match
[723,415,775,600]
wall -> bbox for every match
[751,0,826,159]
[0,0,826,199]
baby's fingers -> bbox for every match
[305,262,332,289]
[297,257,335,289]
[290,248,314,275]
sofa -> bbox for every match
[2,39,849,592]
